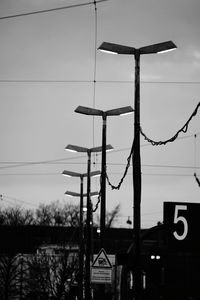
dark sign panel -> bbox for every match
[164,201,200,252]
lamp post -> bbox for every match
[75,106,133,248]
[98,41,177,299]
[65,144,112,300]
[62,170,100,300]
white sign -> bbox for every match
[92,248,112,268]
[93,254,115,266]
[91,248,112,284]
[91,268,112,284]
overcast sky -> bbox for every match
[0,0,199,228]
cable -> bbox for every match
[92,0,97,148]
[1,194,38,207]
[1,79,200,84]
[0,171,199,177]
[106,101,200,191]
[0,162,200,173]
[141,102,200,146]
[194,173,200,187]
[0,0,108,20]
[106,138,135,190]
[0,156,87,170]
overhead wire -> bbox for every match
[92,0,97,149]
[92,0,102,213]
[0,194,38,208]
[106,103,200,190]
[1,79,200,84]
[0,0,108,20]
[140,102,200,146]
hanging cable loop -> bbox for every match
[105,102,200,192]
[140,102,200,146]
[194,173,200,187]
[106,139,135,190]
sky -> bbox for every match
[0,0,199,228]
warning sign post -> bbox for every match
[91,248,112,284]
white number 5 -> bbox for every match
[173,205,188,240]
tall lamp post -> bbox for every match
[62,170,100,300]
[65,144,112,300]
[98,41,177,299]
[75,106,133,248]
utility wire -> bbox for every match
[141,102,200,146]
[106,102,200,190]
[92,0,97,149]
[0,194,38,207]
[0,170,199,176]
[1,159,200,171]
[0,0,108,20]
[0,156,87,170]
[194,173,200,187]
[106,137,134,190]
[1,79,200,84]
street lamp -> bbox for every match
[62,170,100,300]
[98,40,177,299]
[75,106,133,248]
[65,144,112,300]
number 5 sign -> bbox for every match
[164,202,200,251]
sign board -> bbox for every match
[91,268,112,284]
[91,248,112,284]
[164,201,200,252]
[93,254,115,267]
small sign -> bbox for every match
[91,248,112,284]
[92,248,112,268]
[93,254,115,266]
[91,267,112,284]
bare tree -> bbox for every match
[95,204,121,228]
[35,201,80,227]
[0,206,35,226]
[27,246,78,300]
[106,204,121,228]
[0,253,29,300]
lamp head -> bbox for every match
[140,40,177,54]
[98,41,177,56]
[98,42,135,55]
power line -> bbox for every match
[0,0,108,20]
[0,156,87,170]
[0,79,200,84]
[0,169,199,177]
[0,161,200,171]
[141,102,200,146]
[1,194,38,207]
[92,0,98,150]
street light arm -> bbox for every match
[62,170,84,177]
[65,191,81,197]
[75,106,103,116]
[140,40,177,54]
[98,42,135,55]
[106,106,134,116]
[99,41,177,55]
[65,144,88,153]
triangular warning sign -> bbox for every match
[92,248,112,268]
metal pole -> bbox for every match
[132,50,142,300]
[78,176,84,300]
[85,151,92,300]
[100,113,107,248]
